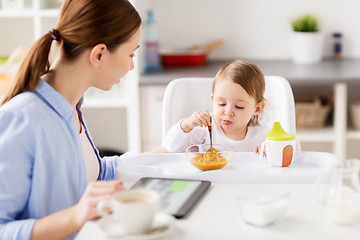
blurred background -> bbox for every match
[1,0,359,159]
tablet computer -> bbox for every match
[130,177,211,219]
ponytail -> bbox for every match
[1,0,141,106]
[1,33,53,106]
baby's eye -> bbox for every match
[235,105,244,109]
[217,103,226,106]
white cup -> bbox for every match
[260,139,296,167]
[97,189,160,234]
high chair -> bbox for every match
[162,76,296,146]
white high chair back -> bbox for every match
[162,76,296,146]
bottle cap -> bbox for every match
[147,10,154,20]
[266,122,295,141]
[333,32,342,38]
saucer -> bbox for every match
[98,212,175,239]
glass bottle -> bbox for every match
[333,32,342,59]
[143,10,161,72]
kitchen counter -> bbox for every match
[139,58,360,86]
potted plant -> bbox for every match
[291,14,323,64]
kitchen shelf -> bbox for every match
[39,9,59,17]
[0,1,60,42]
[0,0,142,152]
[0,93,129,109]
[297,127,336,142]
[347,130,360,140]
[82,98,129,109]
[0,10,34,17]
[0,8,59,16]
[298,128,360,142]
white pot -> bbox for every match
[292,32,323,64]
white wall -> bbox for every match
[2,0,360,59]
[142,0,360,60]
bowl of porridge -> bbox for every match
[185,144,233,171]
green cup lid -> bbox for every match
[266,122,295,141]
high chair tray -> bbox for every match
[116,152,338,184]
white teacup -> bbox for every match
[97,189,160,234]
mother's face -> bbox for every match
[95,27,141,91]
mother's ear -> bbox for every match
[89,43,107,67]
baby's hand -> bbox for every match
[253,145,266,157]
[180,111,211,133]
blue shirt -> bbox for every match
[0,80,122,240]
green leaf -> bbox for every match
[291,14,319,32]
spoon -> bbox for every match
[207,116,213,153]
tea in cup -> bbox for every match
[260,122,296,167]
[97,189,160,234]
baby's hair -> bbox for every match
[212,60,265,125]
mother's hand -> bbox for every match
[72,180,125,227]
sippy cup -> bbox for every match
[260,122,296,167]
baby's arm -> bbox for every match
[180,111,211,133]
[253,145,266,157]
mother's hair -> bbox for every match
[1,0,141,105]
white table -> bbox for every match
[116,151,339,184]
[76,183,360,240]
[76,151,346,240]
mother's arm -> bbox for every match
[30,181,124,240]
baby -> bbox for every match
[165,59,269,152]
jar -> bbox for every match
[317,159,360,224]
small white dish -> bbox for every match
[237,189,291,227]
[98,212,175,239]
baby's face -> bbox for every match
[211,77,260,139]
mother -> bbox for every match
[0,0,141,239]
